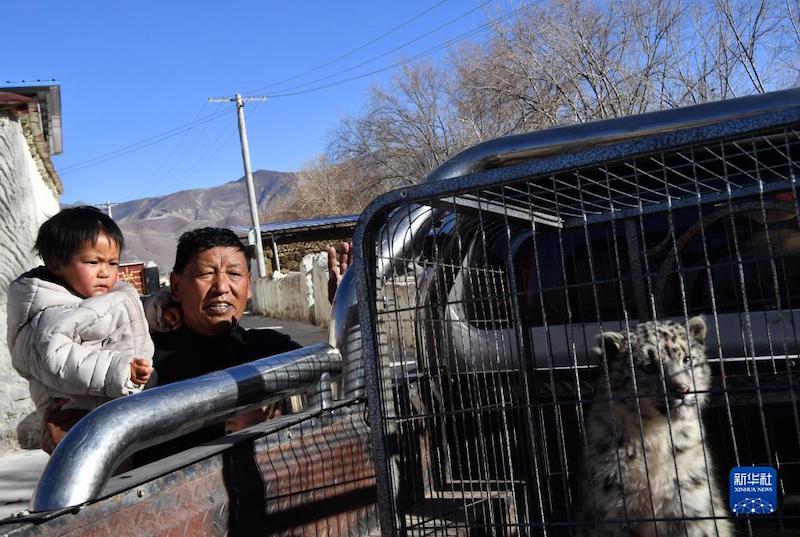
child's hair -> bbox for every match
[35,206,125,269]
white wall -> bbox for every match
[310,252,332,325]
[0,112,60,452]
[250,252,332,327]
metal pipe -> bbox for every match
[331,87,800,536]
[425,87,800,183]
[31,343,341,512]
[333,88,800,400]
[332,206,436,398]
[270,232,281,273]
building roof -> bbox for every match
[231,214,360,242]
[0,83,62,155]
[0,84,63,195]
[0,92,34,105]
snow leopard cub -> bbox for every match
[576,316,732,537]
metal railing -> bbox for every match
[355,88,800,536]
[332,205,437,400]
[31,343,341,512]
[424,87,800,183]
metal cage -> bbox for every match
[355,90,800,536]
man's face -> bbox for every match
[170,246,252,337]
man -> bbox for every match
[137,228,301,463]
[151,227,300,384]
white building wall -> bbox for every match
[250,252,332,327]
[310,252,332,326]
[0,112,60,452]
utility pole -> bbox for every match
[209,93,269,278]
[102,201,118,218]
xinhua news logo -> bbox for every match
[729,466,777,515]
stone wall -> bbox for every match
[0,108,61,452]
[251,252,333,327]
[264,227,352,273]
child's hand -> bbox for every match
[162,304,182,331]
[130,357,153,386]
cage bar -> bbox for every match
[357,91,800,536]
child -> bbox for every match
[6,206,154,453]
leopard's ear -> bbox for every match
[688,315,707,344]
[595,331,625,361]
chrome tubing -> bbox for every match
[31,343,342,512]
[333,205,436,398]
[425,87,800,183]
[334,88,800,399]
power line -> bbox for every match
[137,102,210,184]
[126,102,217,200]
[264,1,539,98]
[242,0,451,95]
[59,109,228,174]
[57,1,535,181]
[248,0,495,96]
[57,3,461,181]
[183,100,267,179]
[58,109,229,175]
[72,201,120,217]
[170,116,240,191]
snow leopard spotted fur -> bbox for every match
[576,316,732,537]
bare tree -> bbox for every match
[783,0,800,84]
[293,155,378,218]
[331,62,464,190]
[303,0,799,216]
[294,155,348,217]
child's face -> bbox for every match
[53,232,121,298]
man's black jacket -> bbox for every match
[135,324,300,465]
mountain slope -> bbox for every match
[111,170,298,274]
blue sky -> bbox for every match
[2,1,498,205]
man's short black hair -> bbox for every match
[173,227,251,273]
[35,206,125,269]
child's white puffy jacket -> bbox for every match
[6,268,154,414]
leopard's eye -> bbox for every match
[641,362,658,375]
[683,356,692,365]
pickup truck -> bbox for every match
[3,88,800,536]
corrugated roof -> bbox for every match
[230,214,360,238]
